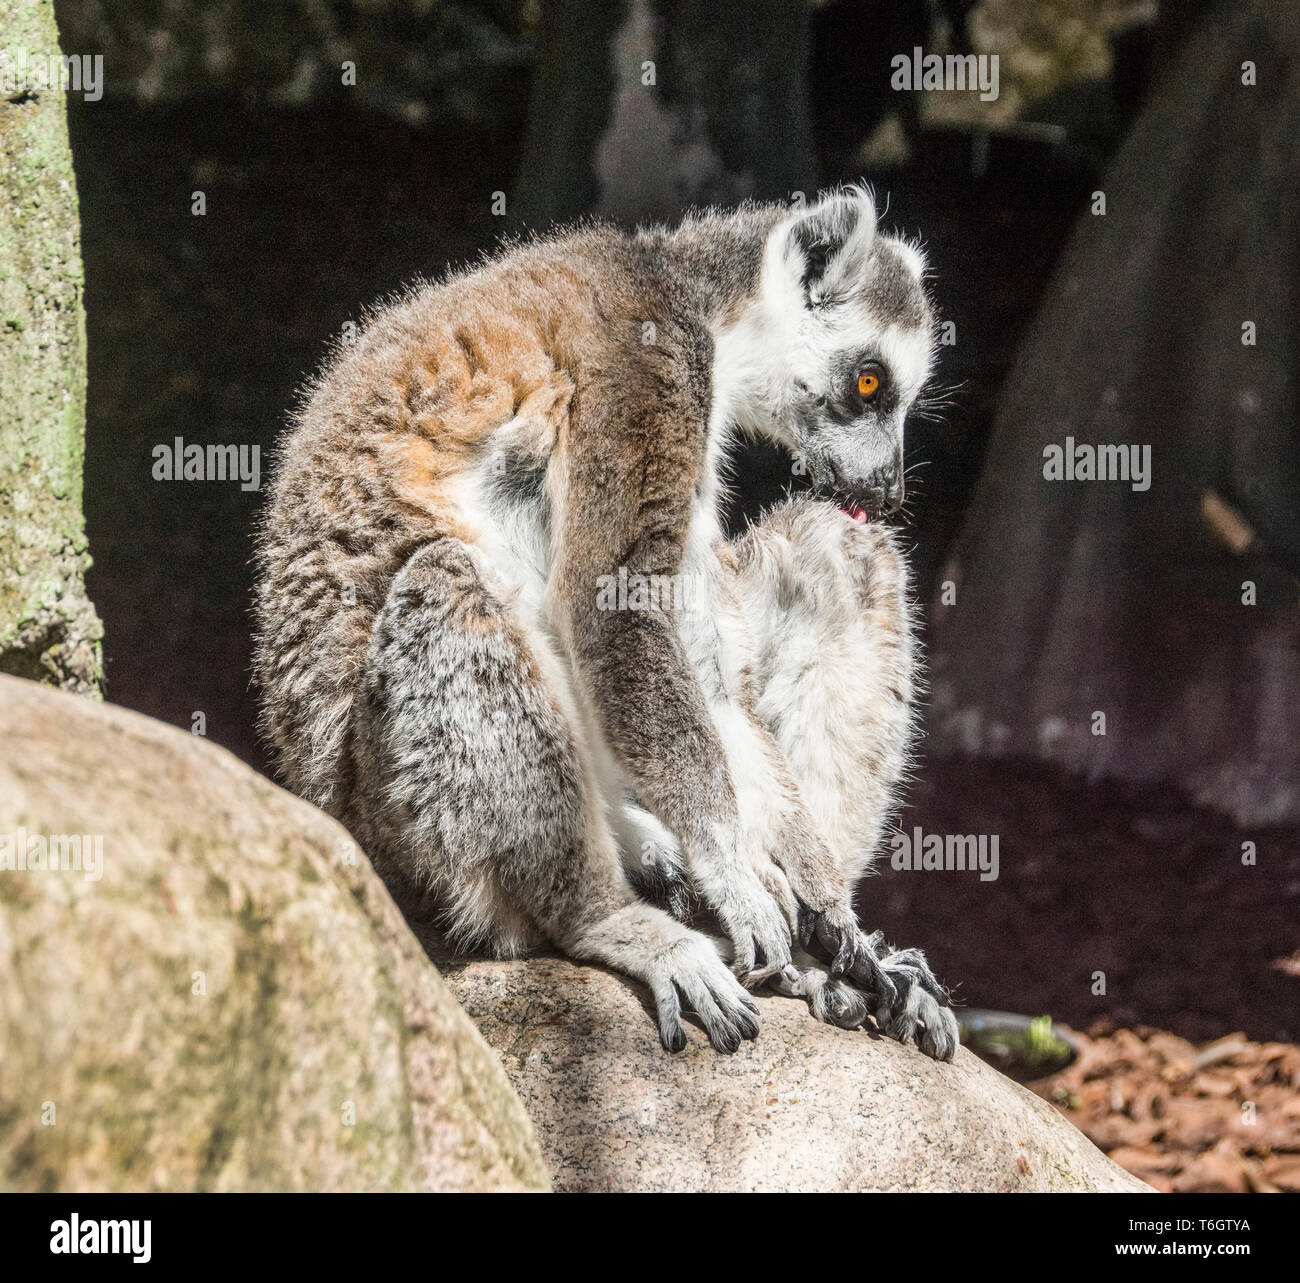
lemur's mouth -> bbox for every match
[816,460,889,524]
[832,491,882,525]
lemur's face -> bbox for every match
[716,189,935,521]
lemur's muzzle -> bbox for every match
[831,457,904,524]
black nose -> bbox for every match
[884,474,904,514]
[826,458,904,516]
[870,463,904,515]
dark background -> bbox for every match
[54,0,1299,1045]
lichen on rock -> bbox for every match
[0,675,548,1192]
[0,0,103,695]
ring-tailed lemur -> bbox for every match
[254,186,958,1060]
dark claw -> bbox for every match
[797,907,957,1060]
[713,1027,741,1055]
[662,1022,687,1053]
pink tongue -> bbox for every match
[841,503,868,524]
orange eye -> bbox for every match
[858,370,880,399]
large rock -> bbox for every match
[0,676,547,1192]
[436,952,1150,1192]
[0,673,1146,1193]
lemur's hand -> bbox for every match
[865,939,960,1062]
[715,871,794,987]
[798,905,959,1061]
[799,903,896,1003]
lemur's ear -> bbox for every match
[784,188,878,306]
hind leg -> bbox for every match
[731,498,958,1060]
[346,538,759,1054]
[615,800,694,924]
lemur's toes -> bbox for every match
[814,977,869,1030]
[845,935,898,1011]
[660,1019,689,1054]
[798,903,854,968]
[690,981,760,1053]
[649,937,761,1054]
[872,943,958,1061]
[798,907,956,1059]
[722,888,793,991]
[883,945,953,1007]
[918,1003,960,1061]
[799,906,897,1012]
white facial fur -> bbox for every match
[712,188,935,514]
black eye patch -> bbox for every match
[827,350,900,420]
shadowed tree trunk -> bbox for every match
[926,0,1300,823]
[0,0,102,694]
[513,0,816,229]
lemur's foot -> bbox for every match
[865,940,960,1061]
[798,906,958,1061]
[771,963,869,1030]
[627,845,695,924]
[622,804,695,923]
[799,905,897,1007]
[647,934,761,1055]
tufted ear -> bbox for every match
[784,187,878,307]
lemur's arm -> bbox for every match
[554,319,791,981]
[716,632,887,990]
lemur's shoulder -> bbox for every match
[277,220,700,460]
[278,205,786,456]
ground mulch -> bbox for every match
[874,754,1300,1191]
[1030,1024,1300,1192]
